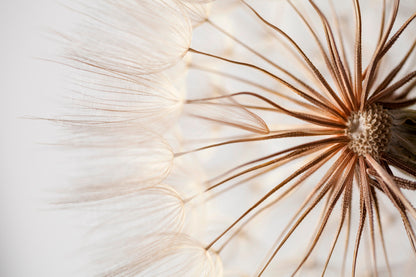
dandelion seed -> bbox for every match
[62,0,416,276]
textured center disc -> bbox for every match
[346,104,392,157]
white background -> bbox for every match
[0,1,89,276]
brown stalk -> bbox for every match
[204,146,327,204]
[188,64,322,113]
[186,112,269,134]
[370,187,392,276]
[352,175,366,277]
[378,12,416,59]
[366,155,416,223]
[175,128,343,158]
[352,0,363,107]
[377,0,387,46]
[256,148,352,276]
[291,155,357,276]
[188,48,345,119]
[373,172,416,257]
[240,0,349,115]
[394,78,416,100]
[328,0,355,107]
[216,152,334,253]
[204,144,343,251]
[359,157,378,277]
[379,98,416,109]
[341,193,352,277]
[198,138,347,204]
[360,0,400,109]
[372,39,416,96]
[204,137,346,185]
[185,91,346,128]
[206,19,334,108]
[308,0,355,111]
[366,155,416,252]
[258,150,351,276]
[287,0,351,108]
[369,70,416,104]
[321,167,353,276]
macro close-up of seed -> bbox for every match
[56,0,416,276]
[2,0,415,276]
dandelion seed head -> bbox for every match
[59,0,416,276]
[346,104,392,157]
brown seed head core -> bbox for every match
[346,104,392,157]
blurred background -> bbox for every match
[0,1,89,276]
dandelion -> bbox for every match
[61,0,416,276]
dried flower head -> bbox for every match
[60,0,416,276]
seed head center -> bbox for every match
[346,104,392,157]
